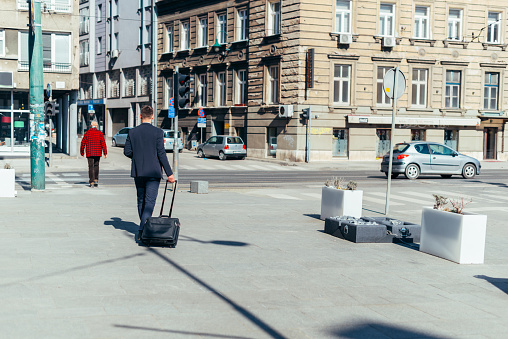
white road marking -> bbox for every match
[362,195,403,206]
[61,173,80,177]
[370,192,429,205]
[300,193,322,199]
[266,193,301,200]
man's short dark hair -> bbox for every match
[140,105,154,119]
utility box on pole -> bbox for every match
[29,0,46,190]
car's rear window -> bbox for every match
[393,143,410,153]
[164,131,181,138]
[227,137,243,144]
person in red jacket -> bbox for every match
[80,121,107,187]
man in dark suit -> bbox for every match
[124,106,175,238]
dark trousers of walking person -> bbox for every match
[87,156,100,185]
[135,177,161,230]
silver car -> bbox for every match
[269,137,277,156]
[112,127,132,147]
[197,135,247,160]
[162,130,183,152]
[380,142,481,180]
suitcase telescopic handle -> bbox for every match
[160,179,177,218]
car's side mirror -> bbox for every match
[452,152,458,157]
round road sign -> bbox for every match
[383,68,406,100]
[198,107,205,118]
[169,97,174,107]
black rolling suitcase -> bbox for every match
[139,180,180,247]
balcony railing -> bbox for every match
[18,61,72,73]
[17,0,72,13]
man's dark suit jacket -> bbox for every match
[123,123,173,178]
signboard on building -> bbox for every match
[88,104,95,113]
[168,97,175,118]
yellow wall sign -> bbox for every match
[310,127,332,135]
[224,123,230,129]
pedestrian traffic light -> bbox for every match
[175,72,194,109]
[44,100,54,116]
[301,108,310,120]
[52,101,60,115]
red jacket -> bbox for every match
[80,127,107,157]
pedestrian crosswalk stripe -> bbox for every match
[228,165,252,171]
[480,193,508,201]
[61,173,80,177]
[180,165,193,170]
[212,164,231,170]
[300,193,321,199]
[363,195,403,206]
[249,164,270,170]
[398,191,435,200]
[266,193,301,200]
[46,173,65,184]
[371,192,429,205]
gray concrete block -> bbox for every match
[190,180,208,194]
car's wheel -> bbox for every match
[384,172,399,179]
[179,149,183,153]
[462,163,476,179]
[197,149,204,158]
[239,156,246,160]
[404,164,420,180]
[219,151,227,161]
[112,138,117,147]
[440,174,452,179]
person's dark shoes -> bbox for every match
[94,181,99,187]
[88,183,94,188]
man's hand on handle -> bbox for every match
[167,174,176,183]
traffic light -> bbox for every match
[44,100,54,116]
[301,108,310,120]
[52,100,60,115]
[175,72,194,109]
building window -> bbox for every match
[444,129,458,150]
[19,32,71,72]
[448,9,462,40]
[123,69,136,97]
[97,4,102,22]
[333,64,350,105]
[112,0,118,17]
[445,70,461,108]
[97,36,102,55]
[484,72,499,110]
[487,12,501,44]
[414,6,429,39]
[237,9,248,41]
[79,7,90,35]
[138,66,151,96]
[18,0,72,13]
[96,73,106,99]
[166,25,173,52]
[217,71,226,106]
[113,32,119,50]
[165,77,173,109]
[379,3,395,37]
[335,0,351,34]
[376,66,392,105]
[109,71,120,98]
[181,21,190,50]
[145,25,151,45]
[0,30,5,57]
[411,129,426,141]
[411,68,428,107]
[236,69,247,105]
[268,65,279,104]
[199,74,207,107]
[198,18,208,47]
[267,1,281,36]
[217,14,227,44]
[79,40,89,67]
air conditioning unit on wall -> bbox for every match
[339,34,352,45]
[111,49,119,58]
[382,36,396,47]
[278,105,294,118]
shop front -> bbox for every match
[0,90,30,155]
[77,99,106,136]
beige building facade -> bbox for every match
[0,0,79,156]
[156,0,508,161]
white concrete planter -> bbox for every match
[320,186,363,220]
[0,169,17,198]
[420,207,487,264]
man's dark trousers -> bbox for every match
[87,156,100,184]
[135,177,161,228]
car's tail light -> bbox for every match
[270,145,273,149]
[224,145,229,150]
[243,145,246,149]
[164,139,168,143]
[397,154,409,160]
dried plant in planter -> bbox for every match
[4,163,12,169]
[346,180,358,190]
[448,196,473,214]
[325,177,352,190]
[433,194,448,210]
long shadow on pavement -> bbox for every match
[475,275,508,294]
[179,235,250,247]
[329,322,450,338]
[113,325,254,339]
[104,217,139,235]
[146,247,287,339]
[0,253,145,288]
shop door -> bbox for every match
[111,108,128,136]
[484,127,497,160]
[332,129,348,157]
[376,129,391,158]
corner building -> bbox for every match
[156,0,508,161]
